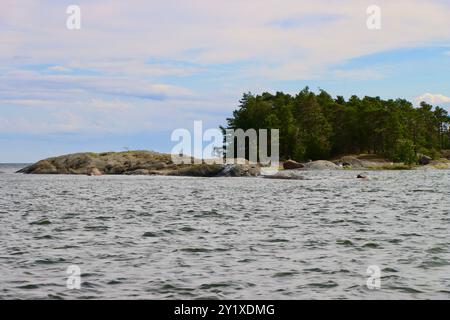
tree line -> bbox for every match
[223,87,450,164]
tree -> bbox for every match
[392,139,417,165]
[224,87,450,162]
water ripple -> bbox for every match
[1,170,449,299]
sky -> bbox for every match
[1,0,450,162]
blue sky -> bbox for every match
[1,0,450,162]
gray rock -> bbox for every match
[283,160,304,170]
[170,163,261,177]
[419,155,432,165]
[18,160,58,174]
[124,169,151,175]
[216,164,260,177]
[342,162,352,167]
[302,160,340,170]
[441,150,450,160]
[18,151,262,177]
[334,156,366,169]
[88,168,102,176]
[168,164,226,177]
[334,155,393,169]
[18,151,174,175]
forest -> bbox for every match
[224,87,450,164]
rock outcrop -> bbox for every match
[17,151,261,177]
[22,151,447,177]
[88,168,102,176]
[334,156,366,169]
[418,155,432,165]
[302,160,340,170]
[416,161,450,170]
[333,154,393,169]
[282,160,304,170]
[18,151,173,175]
[168,164,225,177]
[441,150,450,160]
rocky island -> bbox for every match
[17,151,450,178]
[15,88,450,178]
[17,151,261,177]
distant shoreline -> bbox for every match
[13,151,450,178]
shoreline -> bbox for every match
[13,151,450,178]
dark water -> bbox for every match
[0,167,449,299]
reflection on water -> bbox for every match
[0,169,449,299]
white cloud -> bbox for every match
[1,0,450,136]
[0,97,230,135]
[47,65,72,73]
[415,93,450,105]
[0,70,194,102]
[66,59,202,77]
[88,98,131,110]
[1,0,449,79]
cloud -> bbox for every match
[88,98,131,110]
[1,0,450,138]
[0,97,231,135]
[47,65,72,73]
[66,59,203,77]
[0,70,194,102]
[266,13,345,29]
[415,93,450,105]
[1,0,450,78]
